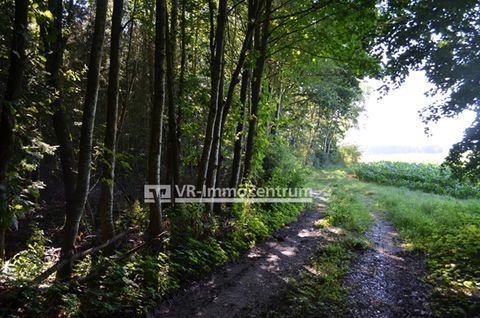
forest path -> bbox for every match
[345,212,432,317]
[150,194,432,318]
[150,191,330,318]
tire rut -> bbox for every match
[149,192,329,318]
[345,212,432,317]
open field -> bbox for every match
[361,153,448,164]
[353,161,480,199]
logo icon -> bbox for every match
[144,185,171,203]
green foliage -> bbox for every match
[380,1,480,182]
[119,200,148,230]
[0,0,381,316]
[262,140,307,189]
[338,144,362,165]
[3,223,52,282]
[169,203,207,239]
[353,161,480,198]
[380,1,479,122]
[171,237,229,280]
[444,119,480,183]
[275,60,366,166]
[231,203,270,246]
[95,252,174,315]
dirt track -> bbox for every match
[149,193,432,318]
[345,213,432,317]
[150,192,329,317]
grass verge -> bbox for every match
[276,167,480,317]
[369,185,480,317]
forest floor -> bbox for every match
[150,191,432,318]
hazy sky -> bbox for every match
[345,71,475,156]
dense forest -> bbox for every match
[0,0,479,316]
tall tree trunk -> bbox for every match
[147,0,167,238]
[58,0,109,280]
[243,0,271,180]
[196,0,228,190]
[117,0,138,144]
[98,0,124,244]
[213,0,257,190]
[271,82,284,137]
[177,0,186,154]
[166,0,180,202]
[206,66,225,189]
[41,0,77,218]
[230,67,251,188]
[0,0,28,261]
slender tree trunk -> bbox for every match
[243,0,271,180]
[206,66,225,189]
[58,0,109,280]
[147,0,167,238]
[52,111,77,213]
[196,0,228,190]
[177,0,186,153]
[208,0,258,192]
[0,0,28,261]
[41,0,77,217]
[166,0,180,202]
[98,0,124,244]
[230,67,251,188]
[117,0,138,144]
[271,82,284,137]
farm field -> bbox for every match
[353,161,480,199]
[361,152,448,164]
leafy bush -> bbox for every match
[119,200,148,230]
[3,223,52,282]
[262,140,307,189]
[338,144,362,165]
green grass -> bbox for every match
[368,185,480,317]
[272,237,368,318]
[289,168,480,317]
[323,167,480,317]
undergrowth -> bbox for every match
[0,142,308,317]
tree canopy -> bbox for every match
[379,0,480,179]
